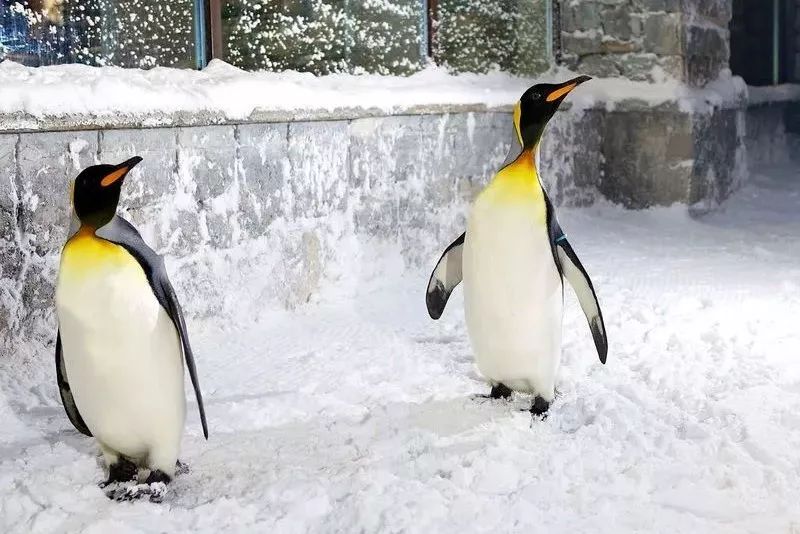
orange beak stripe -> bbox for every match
[546,82,578,102]
[100,167,129,187]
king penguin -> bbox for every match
[55,156,208,499]
[425,76,608,415]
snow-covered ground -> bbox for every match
[1,165,800,533]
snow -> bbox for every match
[1,163,799,532]
[0,60,756,123]
[0,60,533,120]
[747,84,800,106]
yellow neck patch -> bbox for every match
[478,149,547,224]
[60,226,136,280]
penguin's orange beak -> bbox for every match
[100,156,143,187]
[546,75,592,102]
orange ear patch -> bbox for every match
[100,167,128,187]
[546,82,578,102]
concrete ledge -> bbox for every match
[0,104,518,134]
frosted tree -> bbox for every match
[434,0,549,76]
[2,0,194,68]
[2,0,549,75]
[222,0,423,75]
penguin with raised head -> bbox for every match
[426,76,607,415]
[55,156,208,500]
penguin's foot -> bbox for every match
[145,469,172,485]
[105,481,169,503]
[530,396,550,419]
[99,457,138,488]
[488,383,513,400]
[175,460,190,476]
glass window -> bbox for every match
[221,0,425,75]
[730,0,793,85]
[1,0,553,75]
[432,0,550,76]
[0,0,196,68]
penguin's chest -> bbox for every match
[55,235,185,453]
[462,180,563,394]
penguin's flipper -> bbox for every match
[96,217,209,439]
[554,235,608,364]
[55,331,93,436]
[426,232,465,320]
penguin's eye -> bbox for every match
[531,92,542,101]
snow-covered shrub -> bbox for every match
[1,0,549,75]
[1,0,194,68]
[434,0,549,76]
[222,0,423,75]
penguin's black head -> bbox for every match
[514,75,591,149]
[72,156,142,229]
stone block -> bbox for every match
[540,109,604,207]
[17,131,98,255]
[690,108,745,210]
[562,32,604,56]
[603,5,633,41]
[684,25,728,59]
[567,1,603,32]
[175,125,236,251]
[348,115,421,237]
[601,39,640,54]
[634,0,680,12]
[287,121,350,219]
[579,54,623,77]
[657,55,686,80]
[99,128,177,212]
[619,54,658,81]
[600,110,694,207]
[745,104,790,168]
[687,0,732,25]
[237,122,290,237]
[0,134,17,248]
[629,14,644,36]
[643,13,682,55]
[0,134,18,340]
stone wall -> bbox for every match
[744,101,797,169]
[595,99,746,211]
[3,90,789,356]
[560,0,731,85]
[0,108,603,355]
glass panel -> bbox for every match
[434,0,550,76]
[0,0,195,68]
[221,0,425,75]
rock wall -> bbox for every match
[0,109,603,356]
[596,101,746,211]
[560,0,731,85]
[744,102,795,169]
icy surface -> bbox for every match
[1,166,799,532]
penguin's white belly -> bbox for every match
[56,245,185,460]
[463,203,563,399]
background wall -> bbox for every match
[0,107,602,360]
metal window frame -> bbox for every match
[194,0,223,69]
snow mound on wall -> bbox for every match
[0,60,530,119]
[0,60,753,122]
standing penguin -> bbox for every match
[426,76,607,415]
[55,157,208,500]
